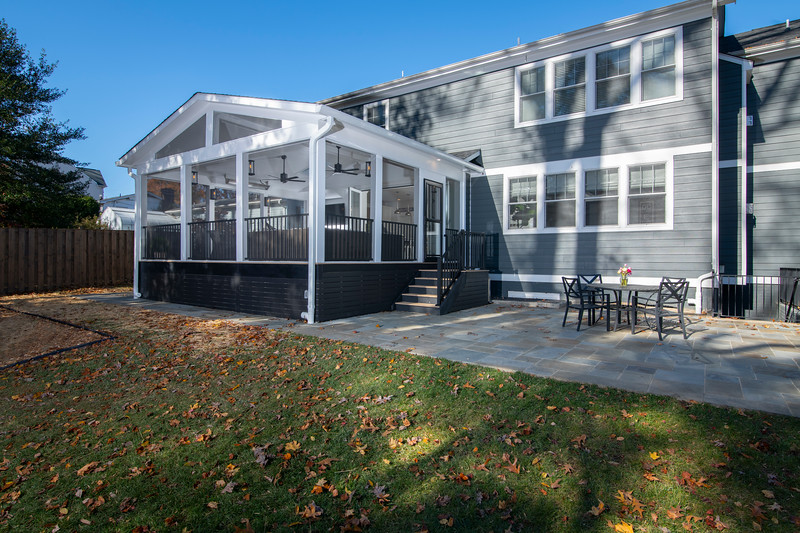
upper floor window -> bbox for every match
[515,27,682,126]
[642,36,676,101]
[554,58,586,117]
[596,47,630,109]
[520,67,546,122]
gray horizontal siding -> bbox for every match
[749,57,800,166]
[385,18,712,169]
[751,169,800,276]
[472,153,713,296]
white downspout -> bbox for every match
[711,0,721,278]
[740,60,753,277]
[302,116,338,324]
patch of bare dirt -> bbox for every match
[0,288,284,367]
[0,307,106,367]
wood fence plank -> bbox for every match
[0,230,7,295]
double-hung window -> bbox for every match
[585,169,619,226]
[642,36,676,101]
[554,58,585,117]
[545,173,576,227]
[628,164,666,224]
[596,47,631,109]
[519,67,546,122]
[508,176,537,229]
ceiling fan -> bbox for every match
[262,155,305,183]
[328,146,362,176]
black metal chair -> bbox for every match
[578,274,607,326]
[562,277,610,331]
[633,277,690,340]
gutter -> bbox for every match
[711,0,722,279]
[302,117,341,324]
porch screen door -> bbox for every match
[424,180,443,261]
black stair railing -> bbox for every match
[436,230,486,305]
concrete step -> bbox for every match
[395,301,439,313]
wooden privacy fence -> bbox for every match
[0,228,134,296]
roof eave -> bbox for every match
[320,0,711,108]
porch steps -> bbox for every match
[395,269,441,314]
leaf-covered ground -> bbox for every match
[0,290,799,532]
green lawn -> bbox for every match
[1,299,799,532]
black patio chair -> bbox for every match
[562,277,610,331]
[578,274,608,325]
[633,277,690,340]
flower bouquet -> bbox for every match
[618,264,632,286]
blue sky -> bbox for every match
[4,0,796,198]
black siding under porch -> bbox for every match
[315,263,431,322]
[139,261,308,319]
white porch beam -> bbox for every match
[138,124,319,175]
[235,152,246,262]
[373,155,383,262]
[415,170,425,262]
[180,165,190,261]
[205,112,214,147]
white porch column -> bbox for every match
[235,152,246,262]
[180,165,190,261]
[310,140,327,262]
[415,170,425,262]
[373,155,383,262]
[133,170,145,298]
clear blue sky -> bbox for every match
[4,0,796,198]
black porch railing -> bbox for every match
[711,273,800,321]
[246,214,308,261]
[142,223,181,260]
[325,215,372,261]
[381,221,417,261]
[437,230,486,305]
[189,219,236,261]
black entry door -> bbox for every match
[424,180,443,261]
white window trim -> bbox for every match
[364,99,390,130]
[499,146,688,235]
[514,26,684,127]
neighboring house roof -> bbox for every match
[319,0,711,108]
[721,18,800,62]
[79,168,107,188]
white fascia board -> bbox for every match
[117,93,324,168]
[321,0,710,107]
[139,123,319,175]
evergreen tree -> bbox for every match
[0,18,90,227]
